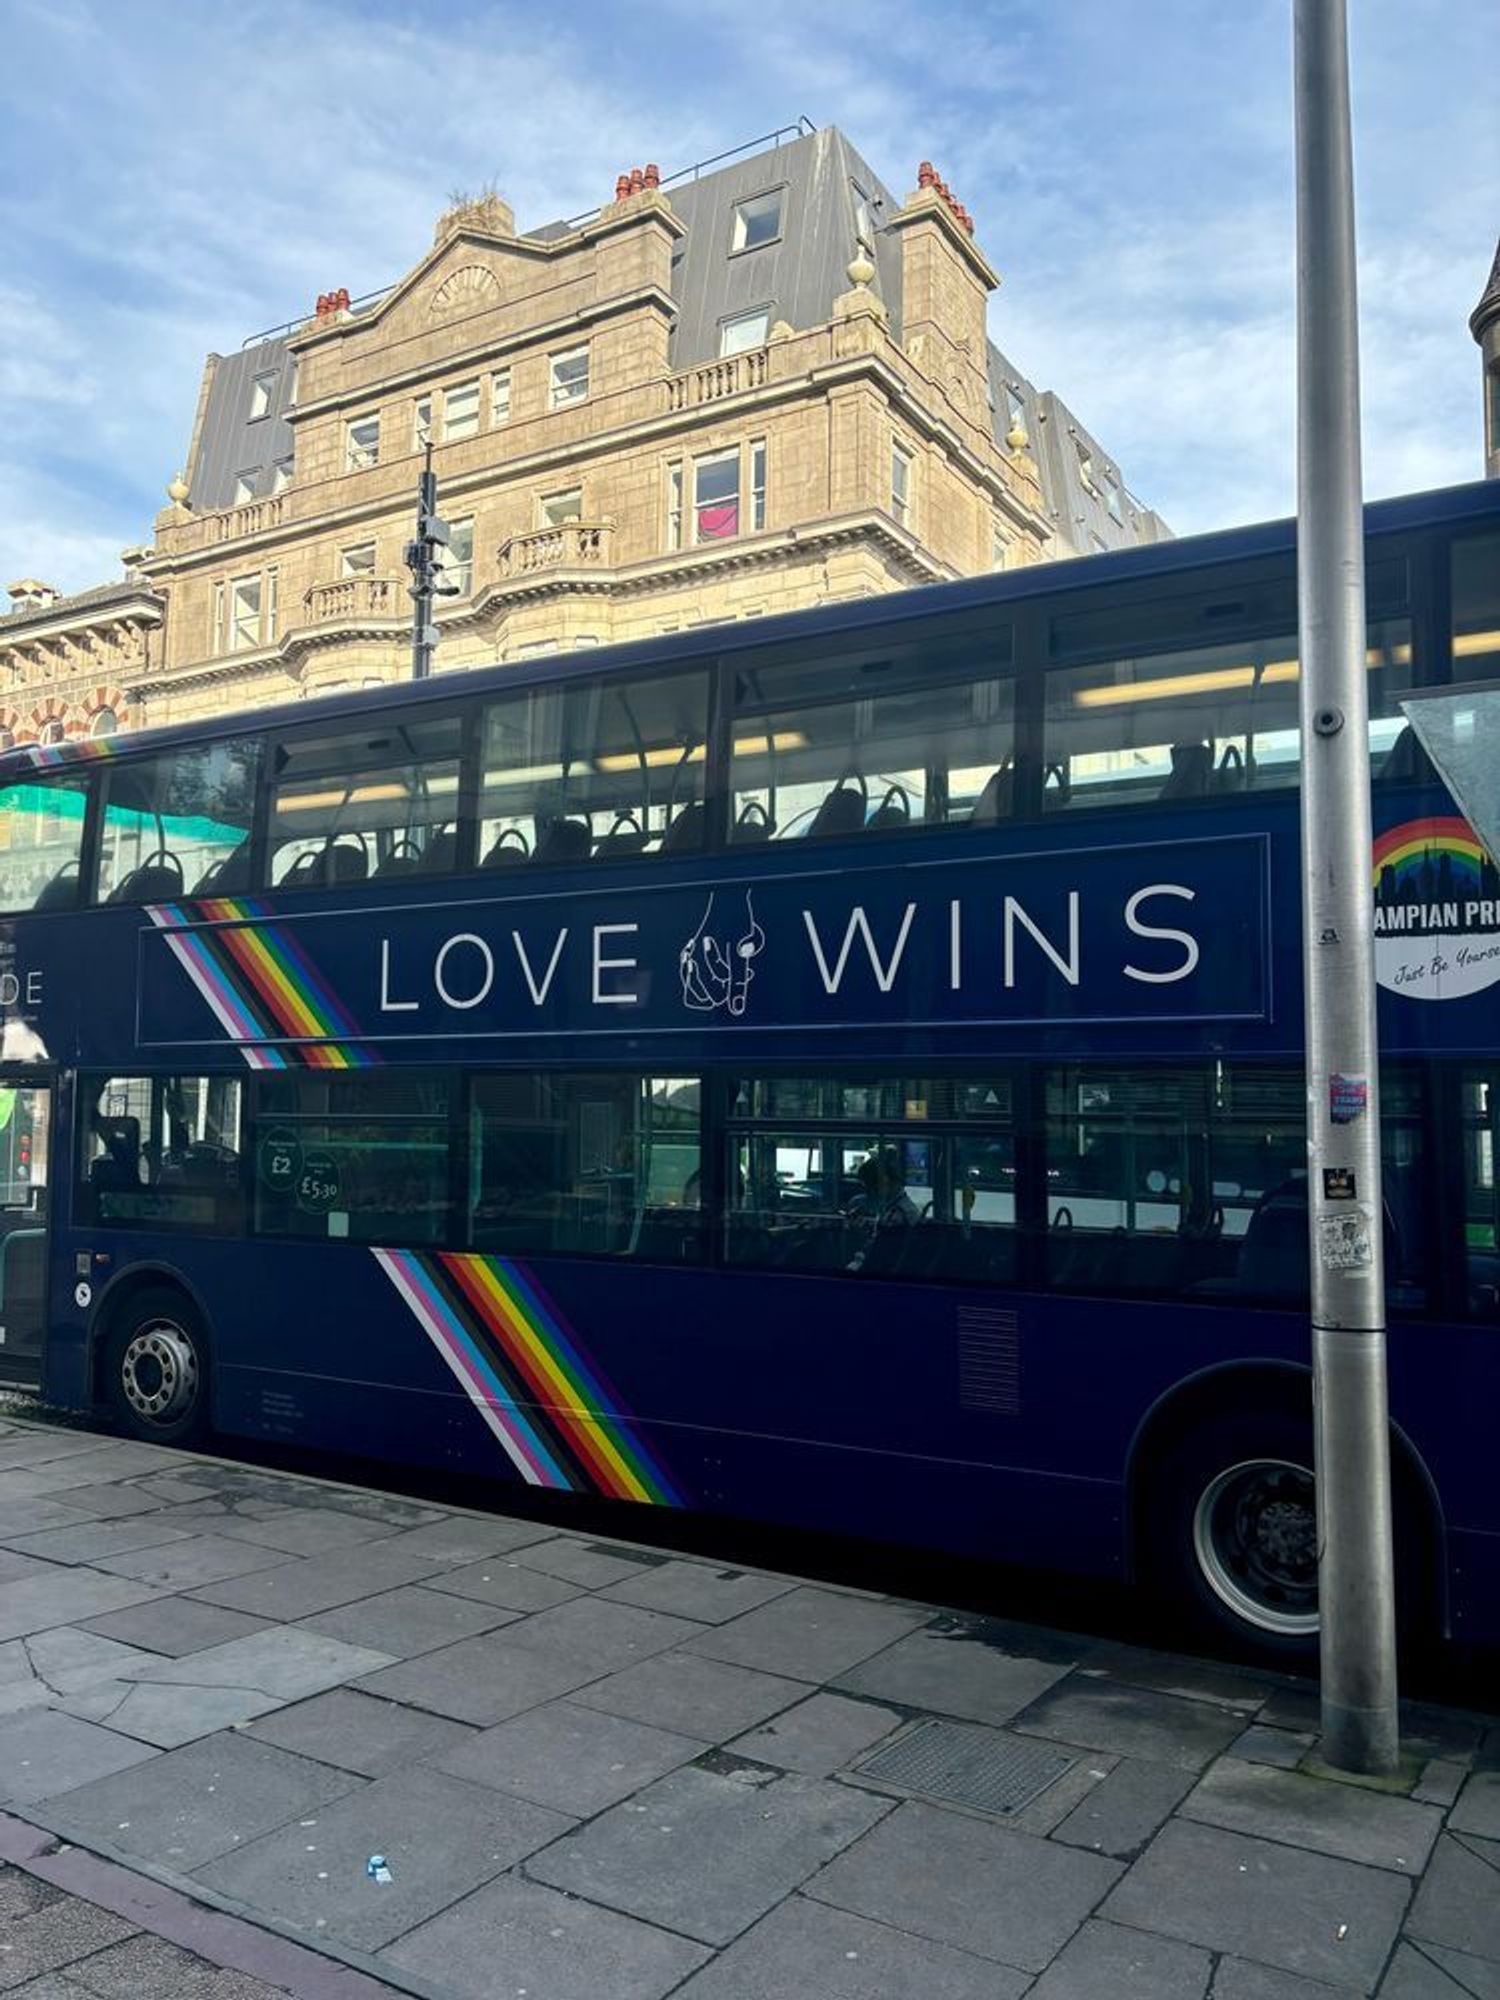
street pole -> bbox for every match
[404,443,451,681]
[1293,0,1400,1775]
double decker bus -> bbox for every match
[1,478,1497,1659]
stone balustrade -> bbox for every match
[665,351,769,412]
[303,575,402,623]
[210,496,284,543]
[498,521,612,577]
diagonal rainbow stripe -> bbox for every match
[147,901,377,1069]
[374,1248,681,1506]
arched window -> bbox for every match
[39,719,65,746]
[0,731,13,753]
[89,707,120,738]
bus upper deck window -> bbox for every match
[0,771,91,914]
[96,742,260,905]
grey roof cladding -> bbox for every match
[188,337,295,512]
[180,124,1166,547]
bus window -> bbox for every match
[251,1073,449,1244]
[468,1073,701,1262]
[78,1074,243,1233]
[1462,1069,1500,1320]
[1452,533,1500,684]
[730,642,1015,842]
[270,716,461,890]
[1044,619,1412,812]
[725,1074,1016,1281]
[479,672,708,868]
[0,772,90,913]
[97,743,259,903]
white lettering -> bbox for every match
[512,927,568,1007]
[949,899,962,991]
[378,938,419,1013]
[24,971,41,1006]
[434,933,495,1011]
[1123,884,1201,984]
[592,924,639,1005]
[1003,894,1079,987]
[802,904,917,994]
[0,974,17,1007]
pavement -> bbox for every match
[0,1411,1495,2000]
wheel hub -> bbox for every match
[1193,1457,1319,1635]
[119,1323,198,1425]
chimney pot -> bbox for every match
[644,162,660,188]
[615,173,631,200]
[918,161,937,188]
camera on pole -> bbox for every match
[405,450,459,680]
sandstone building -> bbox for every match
[2,124,1167,738]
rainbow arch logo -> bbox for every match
[1373,815,1500,1001]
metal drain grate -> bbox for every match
[854,1719,1075,1818]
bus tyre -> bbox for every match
[104,1289,211,1447]
[1146,1412,1321,1661]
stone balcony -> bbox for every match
[665,349,769,411]
[209,496,285,543]
[498,521,613,578]
[303,575,404,623]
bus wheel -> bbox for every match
[1145,1413,1320,1659]
[104,1289,211,1447]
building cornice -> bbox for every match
[0,592,163,651]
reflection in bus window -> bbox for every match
[730,641,1015,843]
[1463,1070,1500,1320]
[97,743,260,903]
[0,774,90,913]
[479,673,708,868]
[725,1074,1016,1281]
[468,1073,701,1261]
[270,716,461,890]
[78,1073,243,1233]
[251,1073,449,1244]
[1452,533,1500,684]
[1044,620,1412,811]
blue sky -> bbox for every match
[0,0,1493,594]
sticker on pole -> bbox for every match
[1329,1074,1368,1124]
[1373,815,1500,1001]
[1317,1208,1374,1271]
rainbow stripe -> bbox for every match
[1373,815,1487,885]
[6,737,122,771]
[147,900,377,1069]
[375,1248,681,1506]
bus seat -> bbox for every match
[730,801,772,844]
[1230,1181,1311,1300]
[1159,743,1213,800]
[807,780,867,840]
[971,764,1014,823]
[32,862,80,912]
[192,846,253,896]
[326,842,368,884]
[374,842,424,880]
[534,818,591,867]
[481,828,530,868]
[1214,745,1246,792]
[594,812,649,858]
[422,826,459,874]
[866,784,912,832]
[662,801,707,852]
[109,854,185,904]
[89,1117,141,1190]
[1379,725,1435,784]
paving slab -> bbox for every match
[1051,1755,1198,1858]
[570,1650,805,1741]
[1082,1644,1275,1715]
[1028,1917,1213,1998]
[1232,1723,1318,1770]
[2,1519,191,1567]
[1210,1961,1347,1997]
[501,1596,703,1672]
[426,1698,705,1815]
[188,1544,451,1620]
[353,1630,606,1726]
[114,1627,394,1702]
[669,1895,1024,1999]
[513,1537,665,1588]
[419,1557,584,1613]
[1396,1940,1500,1997]
[1450,1772,1500,1840]
[528,1761,892,1946]
[1014,1675,1249,1770]
[294,1584,517,1658]
[240,1685,474,1777]
[806,1795,1121,1971]
[204,1507,407,1557]
[0,1432,121,1469]
[598,1560,797,1625]
[379,1870,710,2000]
[729,1691,903,1777]
[376,1514,562,1562]
[194,1764,572,1953]
[0,1709,158,1805]
[0,1548,66,1581]
[836,1619,1073,1725]
[42,1731,361,1869]
[0,1570,165,1645]
[21,1627,159,1692]
[1101,1819,1411,1990]
[44,1481,172,1521]
[1376,1941,1489,1996]
[91,1537,292,1591]
[56,1680,287,1747]
[1182,1758,1443,1875]
[1413,1760,1468,1810]
[0,1498,115,1537]
[683,1587,929,1683]
[1406,1832,1500,1963]
[77,1599,273,1659]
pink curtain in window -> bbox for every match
[697,503,739,540]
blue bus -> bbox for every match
[1,478,1497,1660]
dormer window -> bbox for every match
[720,308,770,357]
[249,371,278,420]
[232,471,256,506]
[731,189,782,254]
